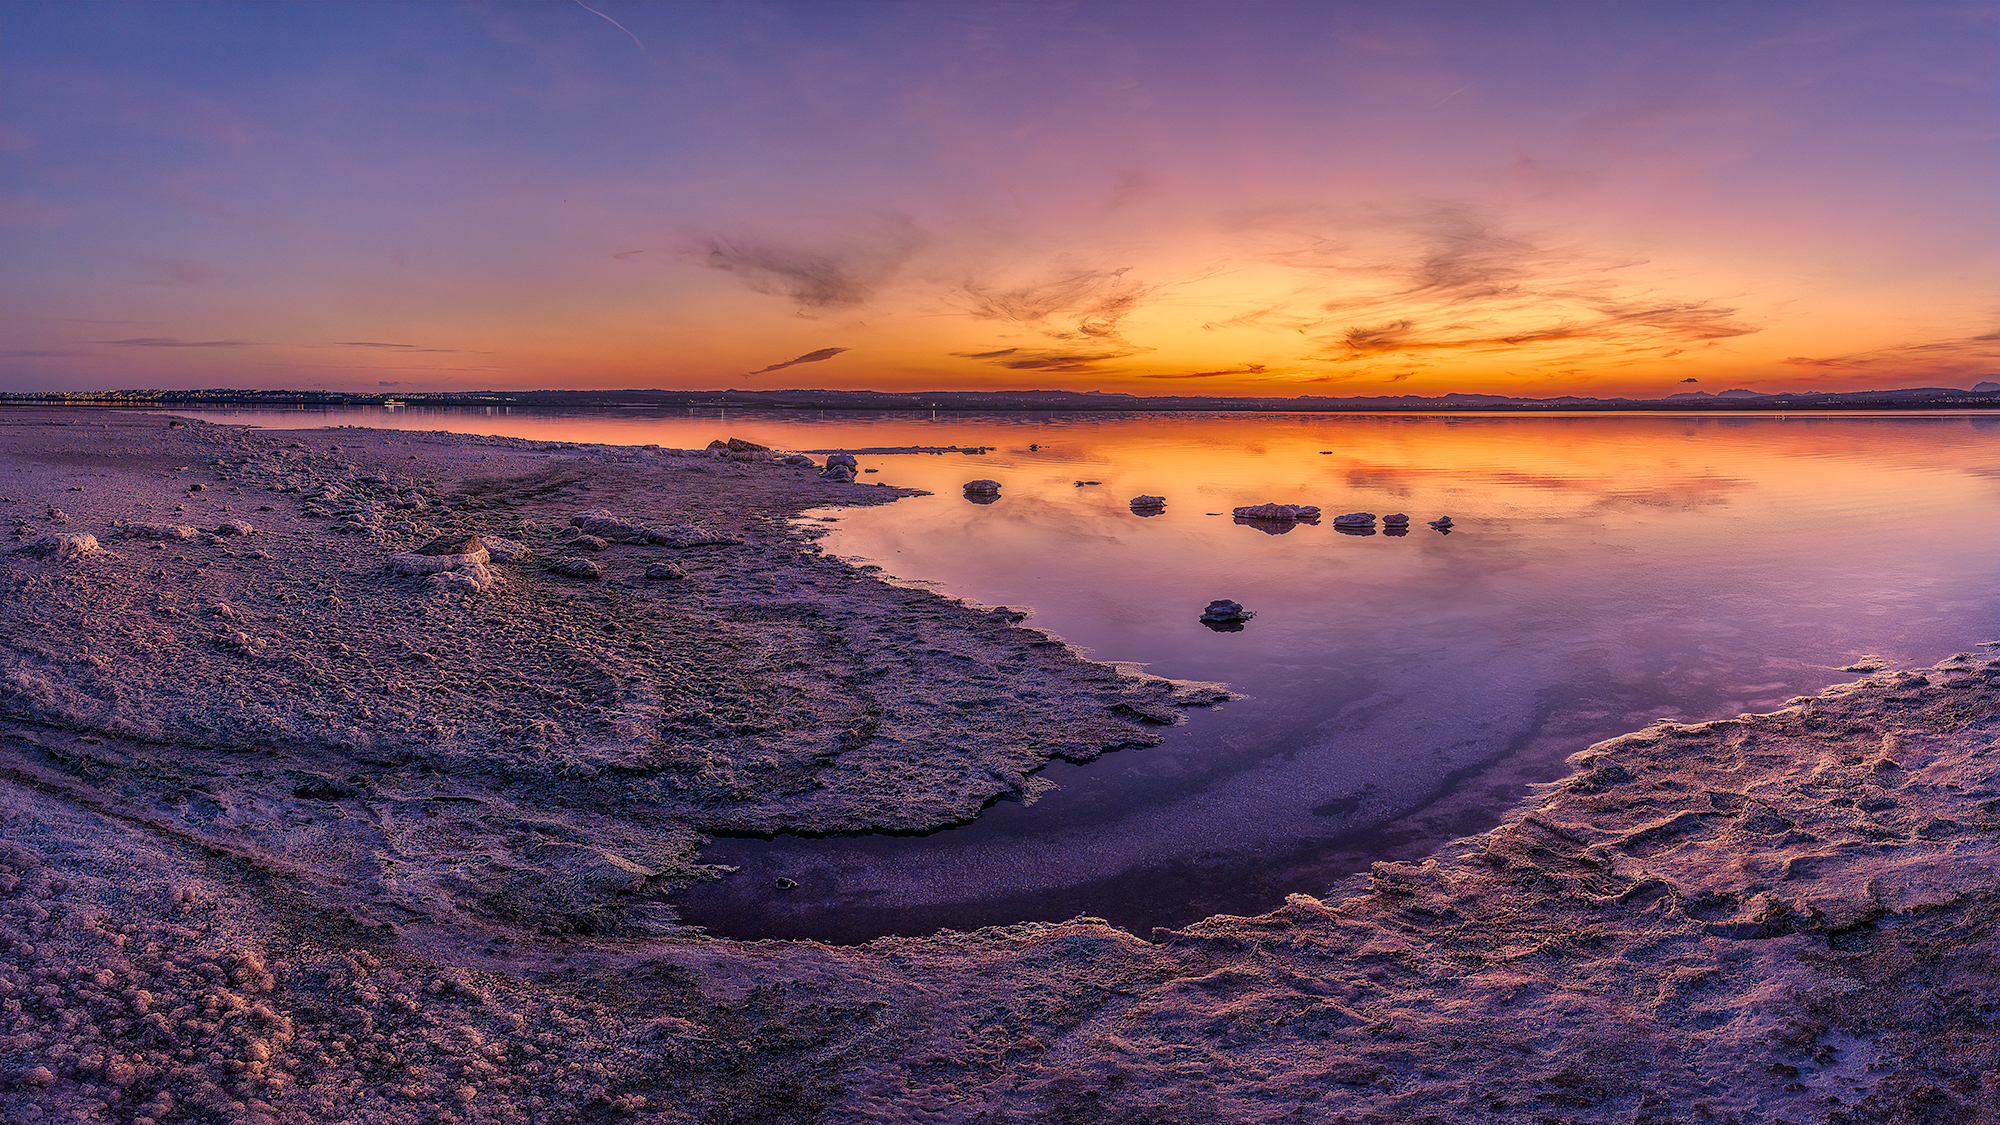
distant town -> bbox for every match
[5,383,2000,413]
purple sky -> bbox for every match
[4,1,1999,396]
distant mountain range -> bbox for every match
[8,384,2000,412]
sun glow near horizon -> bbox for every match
[4,1,1999,398]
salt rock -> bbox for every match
[1332,512,1376,527]
[211,518,255,536]
[963,479,1003,495]
[16,532,101,558]
[571,534,610,551]
[1382,513,1410,528]
[706,437,770,452]
[1130,495,1167,509]
[544,556,603,579]
[1233,503,1321,521]
[1200,599,1254,623]
[645,562,687,580]
[120,522,197,541]
[417,533,485,556]
[1429,515,1454,529]
[481,535,529,562]
[646,525,741,549]
[387,546,490,575]
[782,453,818,468]
[570,510,649,541]
[428,564,497,594]
[822,453,859,483]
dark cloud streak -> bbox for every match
[1141,364,1270,380]
[950,347,1140,373]
[106,337,253,348]
[748,347,851,376]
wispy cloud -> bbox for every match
[958,266,1151,343]
[748,347,851,375]
[332,341,457,353]
[572,0,648,57]
[950,347,1141,373]
[696,217,925,310]
[130,254,223,287]
[1266,206,1761,367]
[106,337,253,348]
[1141,364,1269,380]
[1780,329,2000,380]
[0,350,81,359]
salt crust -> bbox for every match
[1,408,1996,1123]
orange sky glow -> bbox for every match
[5,2,2000,398]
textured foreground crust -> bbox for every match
[2,408,1997,1124]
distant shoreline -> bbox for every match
[7,383,2000,414]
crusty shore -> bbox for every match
[3,407,1998,1124]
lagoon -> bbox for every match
[162,405,2000,940]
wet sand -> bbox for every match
[4,406,1997,1124]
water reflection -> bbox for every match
[159,405,2000,940]
[668,411,2000,940]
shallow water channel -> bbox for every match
[170,406,2000,941]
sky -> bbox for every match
[3,0,2000,398]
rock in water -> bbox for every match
[1130,495,1167,516]
[1429,515,1454,530]
[1199,599,1254,624]
[1232,503,1321,521]
[1332,512,1376,528]
[821,453,859,483]
[963,479,1002,496]
[1383,513,1410,528]
[1199,600,1254,631]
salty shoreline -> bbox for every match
[4,406,1998,1124]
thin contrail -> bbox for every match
[573,0,648,57]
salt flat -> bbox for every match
[2,407,1996,1124]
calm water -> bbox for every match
[160,405,2000,940]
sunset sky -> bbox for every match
[4,0,1999,397]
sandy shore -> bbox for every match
[3,406,1997,1124]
